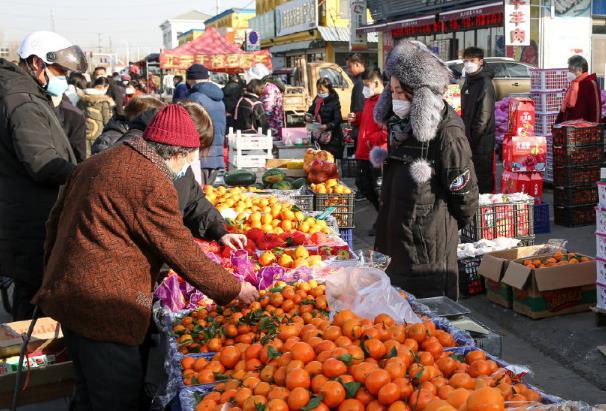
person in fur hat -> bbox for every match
[372,40,479,300]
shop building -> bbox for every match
[160,10,211,50]
[204,8,256,46]
[249,0,378,69]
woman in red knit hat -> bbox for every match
[33,104,259,409]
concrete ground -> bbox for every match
[351,186,606,404]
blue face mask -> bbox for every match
[45,69,68,97]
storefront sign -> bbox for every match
[505,0,530,46]
[276,0,318,37]
[350,0,368,51]
[160,52,272,71]
[368,0,495,21]
[391,10,502,38]
[245,31,261,51]
[249,11,276,42]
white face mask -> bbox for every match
[317,92,329,99]
[567,71,577,82]
[392,99,411,118]
[464,61,480,75]
[362,86,374,99]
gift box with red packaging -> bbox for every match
[502,136,547,172]
[508,98,535,137]
[501,171,543,203]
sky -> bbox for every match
[0,0,254,59]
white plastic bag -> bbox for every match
[325,266,420,324]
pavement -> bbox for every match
[351,185,606,404]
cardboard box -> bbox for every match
[508,98,535,136]
[500,172,543,203]
[0,317,63,359]
[502,136,547,172]
[478,245,553,308]
[502,253,597,319]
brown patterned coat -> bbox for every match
[33,136,241,346]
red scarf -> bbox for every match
[314,97,325,122]
[562,72,589,111]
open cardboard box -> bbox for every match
[265,159,306,178]
[478,245,557,308]
[0,318,74,407]
[502,253,597,319]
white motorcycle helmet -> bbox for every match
[244,63,270,83]
[18,31,88,72]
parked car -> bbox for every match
[447,57,534,100]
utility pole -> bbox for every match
[50,9,55,31]
[216,0,220,15]
[97,33,102,53]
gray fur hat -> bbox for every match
[374,40,452,143]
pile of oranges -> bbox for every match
[174,281,544,411]
[521,251,591,269]
[173,281,330,355]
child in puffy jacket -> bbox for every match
[351,69,387,235]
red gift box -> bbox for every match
[501,171,543,203]
[508,98,535,137]
[502,136,547,172]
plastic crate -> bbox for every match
[460,201,534,242]
[292,192,314,212]
[530,90,565,113]
[554,204,596,227]
[554,185,598,207]
[553,165,601,187]
[314,191,355,228]
[530,68,569,91]
[339,228,353,249]
[457,256,486,298]
[533,202,551,234]
[553,143,604,167]
[339,158,358,179]
[552,122,604,147]
[535,112,559,136]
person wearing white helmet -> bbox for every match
[243,63,285,139]
[0,31,87,320]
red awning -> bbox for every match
[160,27,272,72]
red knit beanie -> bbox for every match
[143,104,200,148]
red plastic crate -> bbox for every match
[552,144,604,167]
[461,201,534,241]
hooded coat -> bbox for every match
[373,42,479,300]
[188,82,226,170]
[461,68,496,194]
[307,92,344,159]
[77,90,115,142]
[0,59,77,286]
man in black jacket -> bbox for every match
[54,96,87,163]
[460,47,496,194]
[0,31,87,319]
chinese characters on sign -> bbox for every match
[505,0,530,46]
[160,52,272,71]
[276,0,318,37]
[350,0,368,51]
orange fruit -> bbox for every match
[365,369,391,395]
[424,399,457,411]
[268,386,290,401]
[234,388,253,407]
[181,356,195,370]
[352,362,377,383]
[446,388,471,408]
[320,380,346,408]
[288,387,311,411]
[466,387,505,411]
[322,357,348,378]
[406,324,427,343]
[377,382,401,405]
[465,351,486,365]
[292,342,315,364]
[354,387,374,405]
[338,399,366,411]
[311,374,329,394]
[243,395,267,411]
[195,398,217,411]
[220,346,241,369]
[333,310,357,327]
[408,389,435,411]
[392,377,413,400]
[285,368,311,390]
[387,401,410,411]
[268,399,289,411]
[449,373,475,390]
[367,400,387,411]
[363,339,386,360]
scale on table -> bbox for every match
[416,296,503,357]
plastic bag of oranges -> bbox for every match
[325,266,421,324]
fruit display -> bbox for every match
[310,180,352,195]
[304,149,339,184]
[177,292,546,411]
[521,251,591,269]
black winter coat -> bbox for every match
[461,69,496,193]
[307,92,344,159]
[91,115,129,155]
[375,105,479,300]
[350,73,365,114]
[0,59,77,286]
[55,96,87,163]
[107,80,126,117]
[234,92,268,134]
[223,80,243,130]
